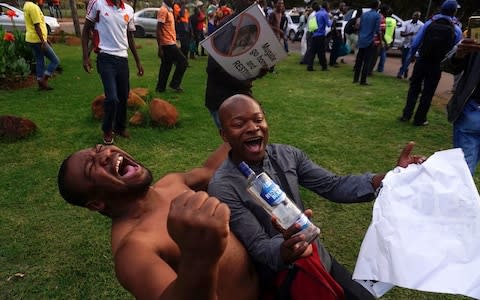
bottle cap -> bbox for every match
[238,161,255,178]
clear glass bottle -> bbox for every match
[238,161,320,243]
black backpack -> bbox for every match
[419,18,456,63]
[344,17,357,35]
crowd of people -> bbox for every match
[53,0,480,299]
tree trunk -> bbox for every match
[68,0,82,37]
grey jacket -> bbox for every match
[208,144,376,276]
[443,49,480,123]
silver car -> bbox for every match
[133,7,159,38]
[0,2,60,34]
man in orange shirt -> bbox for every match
[173,0,191,61]
[156,0,187,93]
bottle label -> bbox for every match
[295,214,309,230]
[260,179,285,206]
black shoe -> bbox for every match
[307,67,314,71]
[396,75,402,79]
[156,88,165,93]
[398,116,409,122]
[353,80,359,84]
[413,121,429,126]
[169,85,184,93]
[360,82,369,86]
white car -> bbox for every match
[285,9,301,41]
[0,2,60,34]
[133,7,159,38]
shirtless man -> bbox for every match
[57,143,258,300]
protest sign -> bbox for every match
[200,4,287,80]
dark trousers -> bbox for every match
[330,257,376,300]
[353,43,375,84]
[307,35,327,70]
[401,59,442,124]
[177,32,190,59]
[329,33,342,66]
[156,44,187,91]
[97,53,129,133]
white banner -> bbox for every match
[353,148,480,299]
[200,4,287,80]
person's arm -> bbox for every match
[115,191,229,300]
[127,29,144,76]
[156,22,164,58]
[296,142,425,203]
[157,143,230,192]
[81,19,95,73]
[407,19,430,62]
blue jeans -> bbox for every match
[453,99,480,175]
[96,53,129,133]
[376,46,387,72]
[398,47,410,77]
[30,42,60,81]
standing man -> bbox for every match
[82,0,144,145]
[209,94,425,300]
[173,0,192,61]
[443,36,480,175]
[397,11,423,79]
[353,0,380,85]
[399,0,462,126]
[376,5,395,73]
[204,0,266,129]
[24,0,60,91]
[306,1,331,71]
[156,0,188,93]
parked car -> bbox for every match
[0,2,60,34]
[133,7,159,38]
[285,9,301,41]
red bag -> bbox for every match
[264,243,345,300]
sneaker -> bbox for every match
[169,85,184,93]
[103,131,114,145]
[116,130,130,138]
[413,121,429,126]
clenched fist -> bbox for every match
[167,191,230,264]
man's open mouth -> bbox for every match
[244,137,263,152]
[115,155,138,178]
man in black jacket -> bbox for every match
[444,36,480,175]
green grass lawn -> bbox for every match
[0,39,475,299]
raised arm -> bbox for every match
[183,143,231,191]
[154,143,230,191]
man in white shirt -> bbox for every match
[397,11,423,79]
[81,0,144,145]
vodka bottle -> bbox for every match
[238,162,320,243]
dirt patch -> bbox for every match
[0,75,36,90]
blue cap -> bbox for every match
[441,0,460,11]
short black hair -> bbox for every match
[57,155,89,207]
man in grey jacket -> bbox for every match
[444,37,480,175]
[208,94,426,299]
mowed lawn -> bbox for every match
[0,38,475,299]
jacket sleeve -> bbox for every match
[292,147,376,203]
